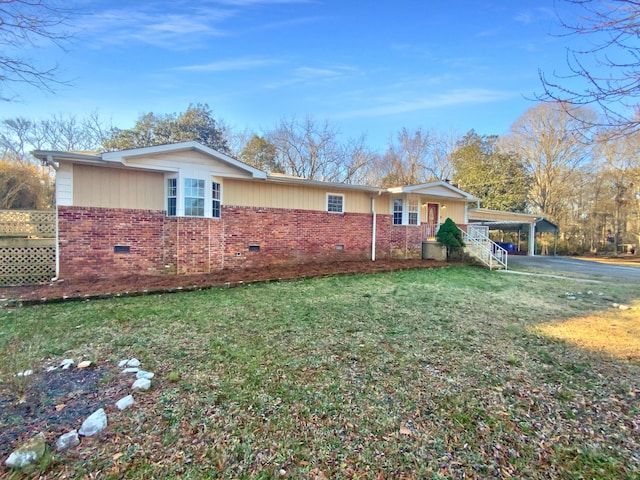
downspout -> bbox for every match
[371,197,377,261]
[53,204,60,281]
[49,155,60,281]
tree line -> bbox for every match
[1,101,638,255]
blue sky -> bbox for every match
[2,0,583,152]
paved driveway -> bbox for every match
[506,255,640,282]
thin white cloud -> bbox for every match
[79,7,231,49]
[176,57,282,72]
[263,64,357,88]
[334,89,516,119]
[514,11,533,24]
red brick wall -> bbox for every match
[222,206,373,269]
[57,205,426,278]
[165,217,224,274]
[58,207,167,279]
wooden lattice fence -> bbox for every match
[0,210,56,286]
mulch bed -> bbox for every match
[0,365,131,458]
[0,259,448,304]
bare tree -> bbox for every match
[0,112,110,164]
[1,0,71,100]
[539,0,640,135]
[377,127,456,187]
[267,116,374,184]
[502,103,595,222]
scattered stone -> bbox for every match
[55,430,80,452]
[79,408,108,437]
[15,369,33,377]
[587,290,594,295]
[136,370,154,380]
[118,359,128,367]
[126,358,141,368]
[131,378,151,391]
[122,367,139,374]
[60,358,74,369]
[116,395,135,410]
[4,432,46,468]
[612,303,620,308]
[77,360,92,369]
[45,366,58,372]
[619,304,631,311]
[566,296,577,300]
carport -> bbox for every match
[467,208,559,256]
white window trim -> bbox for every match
[326,193,345,214]
[392,195,421,226]
[212,178,222,219]
[166,174,178,216]
[164,172,223,218]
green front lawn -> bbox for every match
[1,266,639,479]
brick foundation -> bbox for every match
[57,206,426,279]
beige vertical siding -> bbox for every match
[73,164,164,210]
[224,179,380,214]
[127,151,255,178]
[438,201,466,224]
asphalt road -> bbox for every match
[506,255,640,282]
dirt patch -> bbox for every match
[0,259,448,304]
[0,364,131,458]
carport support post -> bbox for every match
[528,222,536,256]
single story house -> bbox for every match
[33,141,486,279]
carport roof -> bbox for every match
[468,208,558,233]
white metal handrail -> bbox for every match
[462,230,508,270]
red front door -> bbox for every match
[427,203,439,225]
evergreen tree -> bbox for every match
[436,218,465,261]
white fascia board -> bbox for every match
[266,174,384,194]
[102,141,268,179]
[386,181,479,202]
[31,150,104,165]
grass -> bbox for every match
[1,265,639,479]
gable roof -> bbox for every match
[101,141,266,179]
[387,181,479,202]
[32,141,267,179]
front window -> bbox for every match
[408,198,419,225]
[327,194,344,213]
[167,178,177,216]
[184,178,205,216]
[212,181,221,218]
[393,199,403,225]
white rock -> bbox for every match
[60,358,74,369]
[116,395,135,410]
[131,378,151,391]
[15,369,33,377]
[55,430,79,451]
[77,360,92,369]
[121,367,139,374]
[4,432,46,468]
[566,296,577,300]
[79,408,107,436]
[45,366,58,372]
[619,304,631,310]
[136,370,154,380]
[118,359,128,367]
[612,303,620,308]
[587,290,594,295]
[126,358,141,367]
